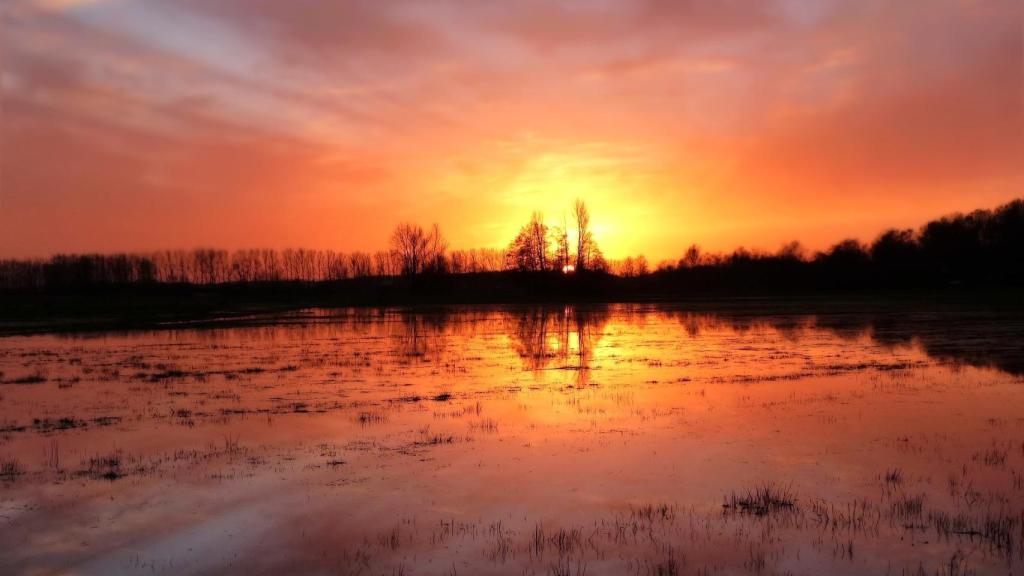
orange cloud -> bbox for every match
[1,0,1021,261]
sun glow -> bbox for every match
[442,138,673,259]
[2,0,1018,262]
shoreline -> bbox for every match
[1,281,1020,336]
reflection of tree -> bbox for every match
[868,312,1024,376]
[510,308,554,370]
[507,306,610,378]
[393,311,449,359]
[658,308,1024,377]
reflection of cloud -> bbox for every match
[33,0,113,11]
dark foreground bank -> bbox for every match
[1,271,1021,335]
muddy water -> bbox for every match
[0,305,1022,575]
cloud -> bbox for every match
[1,0,1021,259]
[31,0,113,11]
[734,0,1023,190]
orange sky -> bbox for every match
[1,0,1021,262]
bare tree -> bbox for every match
[681,244,702,268]
[425,223,448,274]
[635,254,649,275]
[529,212,548,271]
[349,252,373,277]
[777,241,806,261]
[589,244,608,272]
[374,250,398,276]
[389,223,448,275]
[553,214,571,271]
[507,212,552,272]
[390,223,428,275]
[573,198,592,271]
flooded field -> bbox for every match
[1,304,1022,575]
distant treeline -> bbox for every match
[1,198,1020,291]
[0,247,507,289]
[646,198,1023,290]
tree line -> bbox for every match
[0,199,603,289]
[0,198,1020,290]
[0,245,504,290]
[650,198,1023,289]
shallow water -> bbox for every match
[0,304,1022,575]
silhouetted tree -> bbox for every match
[553,215,571,271]
[349,252,373,277]
[615,255,649,277]
[573,198,593,271]
[448,248,505,273]
[588,245,609,272]
[424,223,448,274]
[507,212,552,272]
[389,223,446,275]
[680,244,702,268]
[373,250,396,276]
[870,229,921,285]
[777,241,806,262]
[390,223,426,275]
[2,198,1021,291]
[814,239,870,288]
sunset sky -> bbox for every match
[1,0,1021,261]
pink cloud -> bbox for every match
[1,0,1021,259]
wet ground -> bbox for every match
[0,304,1022,575]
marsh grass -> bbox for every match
[645,553,680,576]
[549,557,587,576]
[630,503,677,524]
[85,452,124,480]
[4,370,47,385]
[356,411,389,426]
[417,434,455,446]
[808,498,880,532]
[487,521,515,563]
[378,525,401,551]
[724,483,797,516]
[930,508,1021,556]
[223,434,242,454]
[889,493,926,522]
[43,438,60,470]
[32,417,83,432]
[0,457,24,480]
[973,447,1009,468]
[884,468,904,485]
[414,425,457,446]
[469,418,499,433]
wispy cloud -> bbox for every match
[2,0,1021,258]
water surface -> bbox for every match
[1,305,1022,575]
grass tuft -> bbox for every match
[723,483,797,516]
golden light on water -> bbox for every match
[2,306,1022,573]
